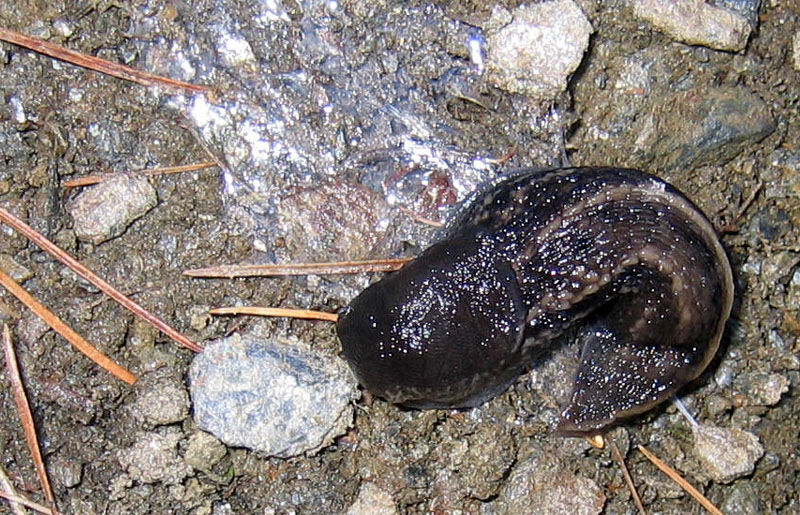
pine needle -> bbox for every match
[185,258,411,278]
[209,306,339,322]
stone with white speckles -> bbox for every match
[189,334,358,457]
[68,173,157,245]
[633,0,751,51]
[693,425,764,483]
[485,1,592,99]
[346,483,398,515]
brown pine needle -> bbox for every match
[637,445,723,515]
[3,325,56,511]
[609,439,646,515]
[0,271,137,385]
[0,27,208,93]
[184,258,412,278]
[210,306,339,322]
[0,489,54,515]
[63,162,219,188]
[0,205,202,353]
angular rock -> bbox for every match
[735,372,790,406]
[485,1,592,99]
[486,447,605,514]
[68,173,157,245]
[131,374,190,426]
[117,429,192,484]
[632,0,751,51]
[189,334,358,457]
[346,482,398,515]
[643,87,774,170]
[693,425,763,483]
[184,431,227,471]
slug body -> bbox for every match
[337,167,733,434]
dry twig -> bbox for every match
[0,206,201,353]
[0,463,27,515]
[63,162,219,188]
[185,258,411,278]
[609,439,646,515]
[0,270,136,384]
[2,325,56,511]
[0,27,207,93]
[209,306,339,322]
[638,445,723,515]
[0,489,54,515]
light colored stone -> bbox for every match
[488,448,605,514]
[693,425,764,483]
[346,483,398,515]
[633,0,751,51]
[68,173,157,244]
[117,429,192,484]
[485,1,592,98]
[793,31,800,71]
[189,334,358,457]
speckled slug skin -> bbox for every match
[337,167,734,435]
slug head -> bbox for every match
[337,229,528,408]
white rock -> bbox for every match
[693,425,764,483]
[793,31,800,71]
[632,0,751,51]
[485,1,593,99]
[346,483,398,515]
[68,173,157,245]
[189,334,358,457]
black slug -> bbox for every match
[336,167,734,435]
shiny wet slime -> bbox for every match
[337,167,734,434]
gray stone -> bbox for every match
[720,481,765,515]
[132,374,190,426]
[189,334,358,457]
[184,431,227,471]
[693,425,764,483]
[735,372,790,406]
[68,173,157,245]
[346,482,398,515]
[643,87,774,170]
[50,455,83,488]
[117,429,192,484]
[0,254,32,282]
[485,1,592,99]
[485,447,605,514]
[632,0,751,51]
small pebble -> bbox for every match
[184,431,227,471]
[50,455,83,488]
[693,425,764,483]
[720,481,765,515]
[346,482,398,515]
[189,334,358,457]
[485,0,592,99]
[736,372,789,406]
[794,31,800,71]
[68,173,157,245]
[486,447,605,514]
[132,374,190,426]
[0,254,32,282]
[117,429,192,484]
[632,0,751,51]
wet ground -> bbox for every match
[0,0,798,513]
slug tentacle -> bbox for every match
[337,167,734,434]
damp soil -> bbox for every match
[0,1,799,514]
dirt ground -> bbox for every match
[0,0,798,513]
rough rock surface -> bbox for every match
[693,425,764,483]
[68,173,157,245]
[486,1,592,98]
[189,334,358,457]
[632,0,751,51]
